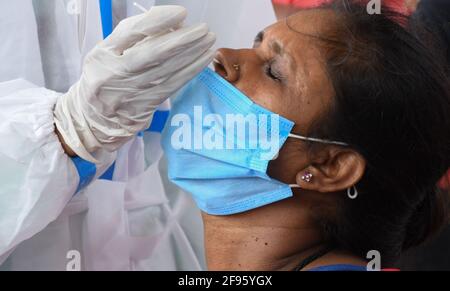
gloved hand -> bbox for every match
[54,5,216,163]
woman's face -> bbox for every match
[214,9,337,185]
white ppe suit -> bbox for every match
[0,0,276,271]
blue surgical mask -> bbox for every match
[161,68,348,216]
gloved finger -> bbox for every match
[129,49,215,108]
[105,50,214,136]
[100,5,187,55]
[122,23,211,73]
[121,32,216,89]
[164,48,216,92]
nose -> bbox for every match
[214,48,241,83]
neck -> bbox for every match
[201,195,366,271]
[203,205,326,271]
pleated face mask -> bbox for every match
[161,68,348,215]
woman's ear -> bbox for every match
[295,146,366,193]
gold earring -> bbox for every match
[233,64,240,71]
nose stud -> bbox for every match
[233,64,240,71]
[301,172,313,183]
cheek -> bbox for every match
[267,141,310,184]
[237,78,294,118]
[253,87,283,113]
[232,64,286,113]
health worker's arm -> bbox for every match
[0,83,115,260]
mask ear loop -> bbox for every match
[287,133,350,190]
[288,133,349,147]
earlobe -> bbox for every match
[295,169,320,191]
[300,171,314,183]
[295,148,366,194]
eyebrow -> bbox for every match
[254,31,264,43]
[271,41,283,56]
[254,30,296,70]
[255,31,282,53]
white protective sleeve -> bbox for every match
[0,81,115,258]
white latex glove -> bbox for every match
[54,5,216,163]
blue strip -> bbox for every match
[308,264,367,272]
[99,0,115,181]
[99,0,113,39]
[99,110,169,181]
[71,157,97,194]
[99,162,115,181]
[147,110,170,133]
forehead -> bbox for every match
[269,8,338,35]
[261,9,338,85]
[260,9,338,126]
[263,9,338,53]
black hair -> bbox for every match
[301,0,450,265]
[410,0,450,64]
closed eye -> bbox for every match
[265,62,282,82]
